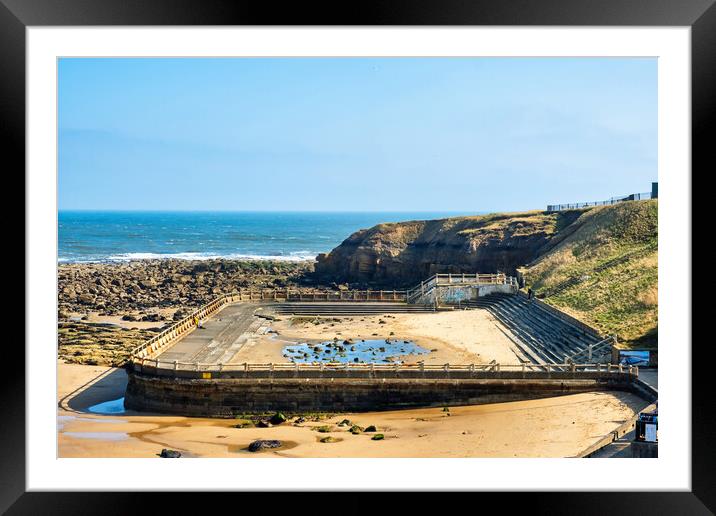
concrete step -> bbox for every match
[499,298,585,357]
[502,297,600,351]
[466,297,576,364]
[482,302,562,364]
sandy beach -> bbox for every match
[58,361,647,458]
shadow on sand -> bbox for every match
[59,367,128,413]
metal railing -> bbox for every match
[406,273,518,303]
[565,335,617,363]
[547,192,653,212]
[129,359,639,380]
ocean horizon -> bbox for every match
[58,210,485,264]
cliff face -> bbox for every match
[314,210,585,287]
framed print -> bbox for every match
[3,0,712,512]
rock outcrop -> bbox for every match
[314,210,584,287]
[58,259,314,315]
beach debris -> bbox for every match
[160,449,182,458]
[248,439,282,452]
[371,434,385,441]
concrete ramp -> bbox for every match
[157,303,258,364]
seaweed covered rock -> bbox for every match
[269,412,288,425]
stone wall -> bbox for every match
[125,371,635,417]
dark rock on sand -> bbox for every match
[248,440,282,452]
[160,448,182,458]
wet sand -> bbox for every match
[231,310,524,365]
[58,362,647,458]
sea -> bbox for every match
[58,211,478,264]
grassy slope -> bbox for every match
[522,200,658,348]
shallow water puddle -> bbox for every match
[88,397,126,415]
[58,414,127,430]
[64,432,129,441]
[283,338,430,364]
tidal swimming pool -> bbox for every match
[282,338,430,364]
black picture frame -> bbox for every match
[3,0,711,513]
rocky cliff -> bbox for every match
[315,200,658,346]
[314,210,585,287]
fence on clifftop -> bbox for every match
[547,191,653,212]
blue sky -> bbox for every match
[58,57,657,212]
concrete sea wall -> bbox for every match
[125,370,637,417]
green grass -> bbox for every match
[523,200,658,348]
